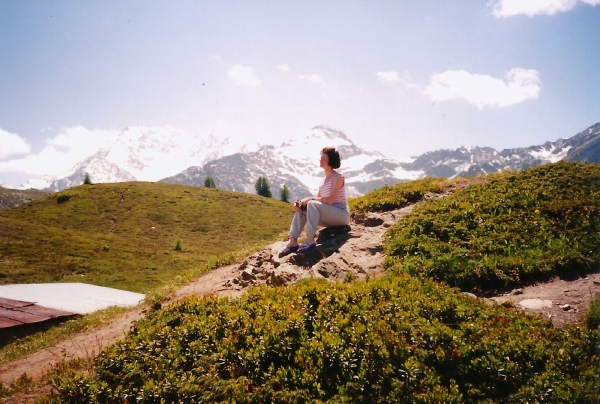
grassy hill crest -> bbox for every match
[0,182,292,292]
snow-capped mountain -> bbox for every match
[160,125,425,200]
[20,122,600,195]
[564,122,600,163]
[46,149,137,191]
[161,123,600,199]
[399,122,600,178]
[20,126,231,191]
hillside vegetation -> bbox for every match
[348,177,471,213]
[46,277,598,403]
[0,182,292,292]
[45,163,600,403]
[383,162,600,292]
[0,186,51,210]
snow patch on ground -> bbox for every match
[0,283,145,314]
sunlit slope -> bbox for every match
[384,162,600,291]
[0,182,292,292]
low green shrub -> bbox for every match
[349,177,467,213]
[586,295,600,330]
[384,162,600,291]
[56,192,73,204]
[46,275,598,403]
[343,271,357,283]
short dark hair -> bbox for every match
[322,147,341,169]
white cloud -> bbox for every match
[47,126,118,155]
[377,71,400,83]
[227,64,261,87]
[424,68,541,109]
[277,64,290,72]
[376,70,419,89]
[299,74,323,83]
[210,54,226,67]
[0,126,118,175]
[490,0,598,17]
[0,128,31,159]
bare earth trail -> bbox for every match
[2,194,599,402]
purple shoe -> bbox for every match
[297,243,317,254]
[278,245,299,258]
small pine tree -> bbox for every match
[255,176,272,198]
[204,176,217,188]
[83,173,92,185]
[280,184,290,202]
[174,239,183,251]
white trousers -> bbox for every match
[289,201,350,239]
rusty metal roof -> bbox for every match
[0,297,76,330]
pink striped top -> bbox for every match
[319,172,346,205]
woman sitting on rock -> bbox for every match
[279,146,351,257]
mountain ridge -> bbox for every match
[15,122,600,197]
[162,123,600,198]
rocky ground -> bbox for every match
[1,194,598,402]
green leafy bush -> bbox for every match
[586,295,600,330]
[46,275,598,403]
[384,162,600,291]
[56,192,73,204]
[349,177,467,213]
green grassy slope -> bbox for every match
[384,162,600,292]
[0,182,292,292]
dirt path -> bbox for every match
[488,275,600,327]
[1,194,598,401]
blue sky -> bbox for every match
[1,0,599,187]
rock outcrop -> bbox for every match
[222,205,415,290]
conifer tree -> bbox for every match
[204,176,217,188]
[280,184,290,202]
[255,176,272,198]
[83,172,92,185]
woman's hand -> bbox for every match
[294,197,315,212]
[301,197,314,205]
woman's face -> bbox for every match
[319,152,329,168]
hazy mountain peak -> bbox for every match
[310,125,350,141]
[26,126,232,190]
